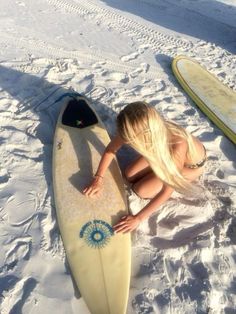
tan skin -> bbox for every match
[83,134,205,233]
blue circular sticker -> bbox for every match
[79,220,114,249]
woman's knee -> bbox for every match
[124,164,136,182]
[124,156,150,183]
[132,179,163,199]
[124,162,151,183]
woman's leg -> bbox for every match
[124,156,152,183]
[132,166,205,199]
[132,172,164,199]
[124,156,163,199]
[125,155,205,199]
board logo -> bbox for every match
[76,119,83,126]
[79,220,114,249]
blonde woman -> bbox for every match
[83,102,207,233]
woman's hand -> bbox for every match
[113,214,140,233]
[83,176,103,197]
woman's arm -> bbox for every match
[136,185,174,222]
[113,141,187,233]
[83,135,124,197]
[113,185,174,233]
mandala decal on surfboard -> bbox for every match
[79,220,114,249]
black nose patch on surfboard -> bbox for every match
[62,98,98,129]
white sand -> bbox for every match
[0,0,236,313]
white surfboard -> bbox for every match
[53,95,131,314]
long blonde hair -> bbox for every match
[116,102,197,194]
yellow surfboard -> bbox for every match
[53,95,131,314]
[172,55,236,144]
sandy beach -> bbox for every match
[0,0,236,313]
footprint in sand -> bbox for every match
[121,52,140,62]
[89,86,112,101]
[0,169,10,187]
[0,277,37,313]
[16,1,26,7]
[226,218,236,245]
[5,190,39,225]
[4,237,32,269]
[216,169,225,179]
[104,71,129,83]
[183,108,197,116]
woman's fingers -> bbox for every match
[114,223,132,233]
[83,178,103,197]
[83,187,90,194]
[85,188,96,196]
[114,218,129,233]
[113,215,140,233]
[90,189,101,198]
[114,225,128,233]
[83,187,91,195]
